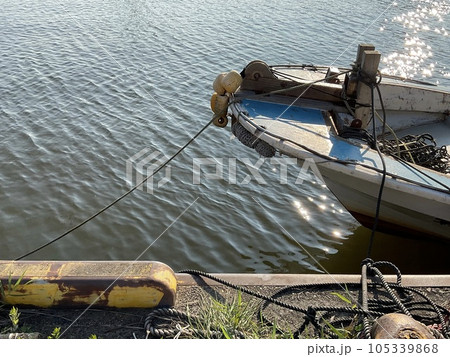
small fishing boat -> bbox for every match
[210,44,450,240]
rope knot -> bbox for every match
[305,306,317,323]
[356,69,381,87]
[361,258,373,268]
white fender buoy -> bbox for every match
[213,72,227,95]
[210,92,229,115]
[221,70,242,93]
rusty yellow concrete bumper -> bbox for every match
[0,260,176,308]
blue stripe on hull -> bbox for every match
[241,99,325,125]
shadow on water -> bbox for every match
[320,225,450,275]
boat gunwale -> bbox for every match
[269,64,442,89]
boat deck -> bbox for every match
[236,98,449,191]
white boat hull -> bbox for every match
[229,96,450,240]
[317,162,450,239]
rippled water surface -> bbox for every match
[1,0,449,273]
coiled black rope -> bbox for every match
[379,134,450,174]
[143,265,449,339]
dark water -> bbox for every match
[1,0,449,274]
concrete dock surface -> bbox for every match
[1,271,449,339]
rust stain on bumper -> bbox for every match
[0,260,176,308]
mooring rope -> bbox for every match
[144,66,450,340]
[143,264,449,339]
[14,116,217,261]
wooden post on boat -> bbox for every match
[354,44,381,128]
[355,44,375,67]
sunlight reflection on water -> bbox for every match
[381,0,449,82]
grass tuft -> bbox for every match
[186,291,294,339]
